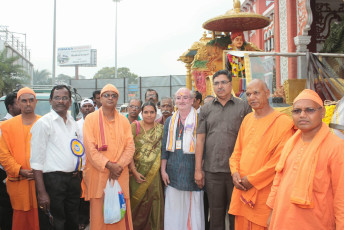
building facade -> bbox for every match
[0,25,33,81]
[241,0,344,86]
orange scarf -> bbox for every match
[97,108,108,151]
[276,123,330,208]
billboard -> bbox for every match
[57,45,93,66]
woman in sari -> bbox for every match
[129,101,164,230]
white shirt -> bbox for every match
[76,118,84,143]
[196,107,201,114]
[30,110,80,173]
[3,113,13,120]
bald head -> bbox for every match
[247,79,269,92]
[246,79,271,111]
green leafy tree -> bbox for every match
[321,18,344,53]
[321,18,344,79]
[0,49,29,95]
[93,67,138,84]
[57,74,72,80]
[33,69,51,85]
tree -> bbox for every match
[0,49,29,95]
[33,69,51,85]
[45,74,73,85]
[57,74,72,80]
[321,18,344,80]
[93,67,138,84]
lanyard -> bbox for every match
[178,118,184,140]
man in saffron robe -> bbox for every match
[0,87,40,230]
[83,84,135,230]
[266,89,344,230]
[228,80,294,229]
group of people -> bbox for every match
[0,69,343,230]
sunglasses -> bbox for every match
[102,93,118,99]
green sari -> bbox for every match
[129,122,164,230]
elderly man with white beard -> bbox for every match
[161,88,204,230]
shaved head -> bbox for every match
[246,79,271,112]
[247,79,269,92]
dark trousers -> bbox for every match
[78,198,90,228]
[78,173,89,229]
[0,169,12,230]
[38,172,81,230]
[205,172,235,230]
[204,191,210,230]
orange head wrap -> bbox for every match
[231,31,245,42]
[100,84,119,97]
[17,87,36,100]
[293,89,323,107]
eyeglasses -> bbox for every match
[213,80,230,86]
[291,107,322,115]
[52,96,69,101]
[129,105,140,110]
[102,93,118,99]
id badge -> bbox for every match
[176,139,182,150]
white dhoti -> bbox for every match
[164,186,205,230]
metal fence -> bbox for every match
[67,75,186,105]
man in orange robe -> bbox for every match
[229,79,294,229]
[266,89,344,230]
[0,87,40,230]
[83,84,135,230]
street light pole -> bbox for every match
[52,0,57,84]
[115,0,118,79]
[113,0,122,79]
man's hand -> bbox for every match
[19,169,34,180]
[161,170,170,186]
[37,190,50,213]
[133,171,146,184]
[232,172,246,190]
[106,162,123,179]
[194,169,205,189]
[241,176,253,190]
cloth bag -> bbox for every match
[104,179,126,224]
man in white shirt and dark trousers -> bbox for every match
[31,85,81,230]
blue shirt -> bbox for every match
[161,116,200,191]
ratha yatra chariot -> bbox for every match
[178,0,344,138]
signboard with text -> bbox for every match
[57,46,92,66]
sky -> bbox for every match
[1,0,234,79]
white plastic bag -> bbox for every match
[103,179,126,224]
